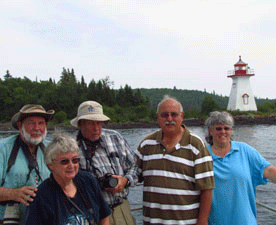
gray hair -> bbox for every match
[156,95,184,113]
[44,131,80,165]
[205,111,234,144]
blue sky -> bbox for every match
[1,0,276,99]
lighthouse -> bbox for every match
[227,56,257,111]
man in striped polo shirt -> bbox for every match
[135,95,214,225]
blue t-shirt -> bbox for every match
[208,141,270,225]
[0,135,50,220]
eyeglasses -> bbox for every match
[57,157,81,165]
[25,120,46,127]
[215,126,231,131]
[160,112,181,118]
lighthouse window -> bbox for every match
[235,66,246,70]
[242,94,249,105]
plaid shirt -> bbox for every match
[77,129,138,207]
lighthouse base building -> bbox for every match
[227,56,257,112]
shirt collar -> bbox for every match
[210,141,239,160]
[230,141,240,152]
[155,125,189,148]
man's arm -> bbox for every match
[117,134,139,186]
[106,175,128,194]
[264,165,276,183]
[102,131,139,193]
[197,189,213,225]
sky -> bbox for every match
[1,0,276,99]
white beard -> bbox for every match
[21,126,47,146]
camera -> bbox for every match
[98,174,118,189]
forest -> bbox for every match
[1,68,276,124]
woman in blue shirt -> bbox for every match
[205,111,276,225]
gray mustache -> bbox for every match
[164,121,176,125]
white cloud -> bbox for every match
[1,0,276,99]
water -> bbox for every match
[1,125,276,224]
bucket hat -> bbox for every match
[70,101,110,128]
[11,104,55,129]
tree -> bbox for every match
[116,85,135,107]
[59,68,77,84]
[53,111,67,123]
[80,76,87,88]
[201,95,220,116]
[258,101,275,113]
[56,68,81,118]
[4,70,12,79]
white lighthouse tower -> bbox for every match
[227,56,257,111]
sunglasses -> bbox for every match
[160,112,181,118]
[215,126,231,131]
[57,157,81,165]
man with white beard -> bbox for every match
[0,104,54,224]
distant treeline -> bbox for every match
[1,68,276,124]
[0,69,153,123]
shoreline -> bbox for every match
[1,115,276,131]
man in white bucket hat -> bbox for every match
[0,104,54,224]
[71,101,138,225]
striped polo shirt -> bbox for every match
[135,127,214,225]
